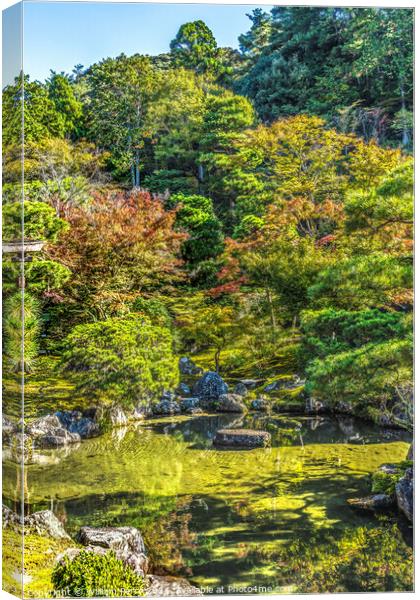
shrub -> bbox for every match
[2,200,68,242]
[60,315,178,406]
[300,308,407,361]
[51,551,144,597]
[3,292,40,373]
[168,193,224,264]
[305,339,413,419]
[131,297,172,327]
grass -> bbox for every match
[2,527,75,598]
[2,356,76,419]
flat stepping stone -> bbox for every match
[213,428,271,448]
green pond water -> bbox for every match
[3,413,413,593]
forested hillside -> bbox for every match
[2,6,413,427]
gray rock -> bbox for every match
[107,406,128,427]
[238,379,259,389]
[179,397,200,412]
[193,371,228,401]
[179,357,203,376]
[185,407,204,415]
[213,428,271,448]
[27,414,63,437]
[78,525,148,576]
[153,400,181,416]
[347,494,394,511]
[130,405,151,420]
[234,383,248,397]
[37,429,81,448]
[396,467,413,522]
[56,410,101,439]
[27,414,81,448]
[305,398,325,414]
[176,383,191,397]
[161,390,176,402]
[378,464,400,475]
[251,398,268,412]
[2,505,19,528]
[147,575,202,596]
[25,510,70,539]
[263,376,301,393]
[215,394,247,414]
[2,415,16,440]
[56,546,107,566]
[55,410,83,429]
[68,417,100,439]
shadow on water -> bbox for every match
[3,414,413,593]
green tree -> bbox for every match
[168,194,224,264]
[238,9,272,66]
[47,71,83,137]
[170,20,222,76]
[60,315,178,407]
[85,54,156,186]
[178,300,239,372]
[2,201,71,295]
[3,292,40,373]
[2,75,66,145]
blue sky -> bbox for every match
[7,1,271,84]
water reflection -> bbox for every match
[2,414,413,593]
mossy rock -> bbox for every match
[271,385,306,414]
[371,461,413,496]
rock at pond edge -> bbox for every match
[213,428,271,448]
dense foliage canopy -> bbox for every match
[2,7,413,423]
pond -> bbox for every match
[3,413,413,594]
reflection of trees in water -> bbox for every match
[275,522,413,592]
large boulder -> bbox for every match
[396,467,413,522]
[152,400,181,416]
[215,394,247,414]
[179,357,203,376]
[78,525,148,576]
[193,371,228,402]
[56,410,100,439]
[213,428,271,448]
[25,510,70,540]
[147,575,202,596]
[28,415,81,448]
[27,414,64,437]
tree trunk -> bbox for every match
[266,288,276,330]
[134,149,141,188]
[400,85,409,148]
[214,349,221,373]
